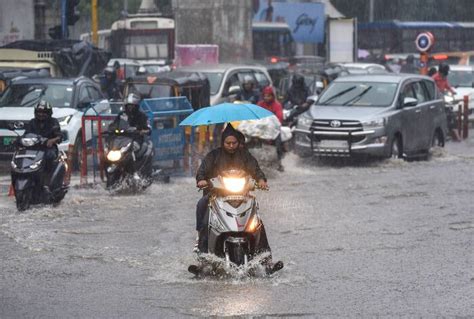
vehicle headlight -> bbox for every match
[297,113,313,128]
[444,95,455,103]
[11,161,17,169]
[246,214,260,233]
[29,160,42,170]
[58,115,73,126]
[362,118,386,129]
[107,150,122,162]
[222,177,246,193]
[21,137,38,147]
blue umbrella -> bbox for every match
[179,102,274,126]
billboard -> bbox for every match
[253,0,325,43]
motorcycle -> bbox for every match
[9,122,68,211]
[443,92,461,141]
[104,118,154,191]
[189,169,283,277]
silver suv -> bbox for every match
[294,74,448,159]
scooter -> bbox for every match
[9,122,68,211]
[104,118,155,191]
[188,169,283,277]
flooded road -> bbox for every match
[1,141,473,317]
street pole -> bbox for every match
[369,0,374,22]
[92,0,98,46]
[61,0,68,39]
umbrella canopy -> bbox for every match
[179,102,274,126]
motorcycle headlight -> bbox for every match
[58,115,73,126]
[297,113,313,128]
[362,118,386,129]
[246,214,260,233]
[21,137,38,147]
[222,177,246,193]
[107,150,122,162]
[29,160,42,170]
[444,95,455,103]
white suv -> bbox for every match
[177,64,273,105]
[0,76,109,163]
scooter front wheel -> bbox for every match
[15,189,32,211]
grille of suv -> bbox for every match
[310,119,364,143]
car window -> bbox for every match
[401,83,416,99]
[224,73,241,94]
[317,81,398,107]
[422,80,436,100]
[412,81,428,103]
[0,83,73,108]
[254,71,270,89]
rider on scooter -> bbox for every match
[23,100,62,190]
[195,124,267,242]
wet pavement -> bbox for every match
[1,136,473,317]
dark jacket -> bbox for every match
[126,110,150,131]
[25,117,62,142]
[235,89,260,104]
[284,84,310,106]
[196,147,266,182]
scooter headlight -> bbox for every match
[11,161,17,169]
[222,177,246,193]
[107,150,122,162]
[29,160,42,170]
[21,137,38,147]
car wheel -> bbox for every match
[390,136,403,159]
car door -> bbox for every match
[399,81,424,154]
[411,80,432,150]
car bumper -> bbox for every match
[294,128,388,157]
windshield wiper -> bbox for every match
[318,86,356,105]
[342,86,372,106]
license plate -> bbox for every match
[3,137,14,145]
[319,140,348,148]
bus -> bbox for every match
[358,21,474,54]
[252,21,296,61]
[80,16,175,63]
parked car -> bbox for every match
[177,64,273,105]
[0,76,109,163]
[294,74,448,159]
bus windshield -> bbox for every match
[253,28,296,60]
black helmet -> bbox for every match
[439,63,450,76]
[34,100,52,120]
[124,93,140,114]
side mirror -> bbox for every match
[228,85,241,96]
[403,97,418,107]
[8,121,24,130]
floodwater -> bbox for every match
[1,138,473,317]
